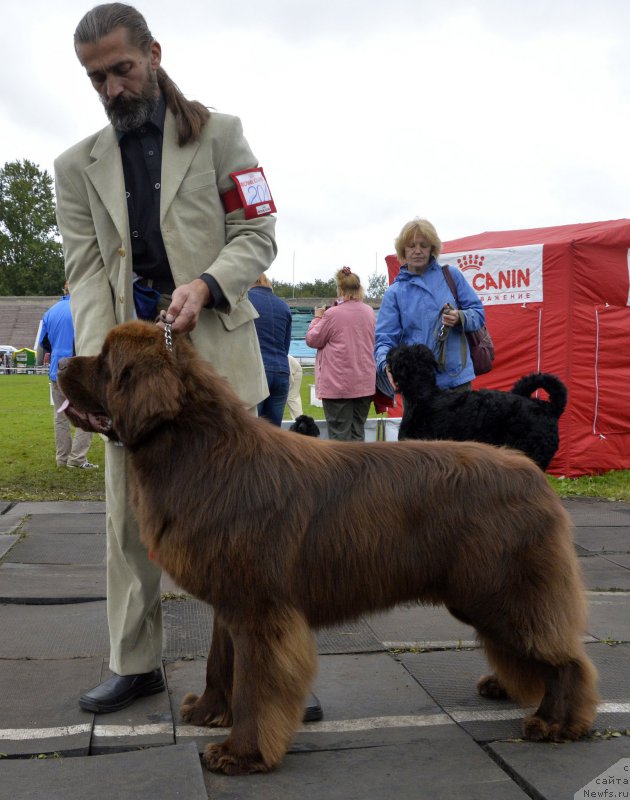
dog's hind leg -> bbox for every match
[181,615,234,727]
[523,654,599,741]
[479,638,598,741]
[202,607,318,775]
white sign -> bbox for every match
[440,244,544,306]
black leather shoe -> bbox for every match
[79,669,165,713]
[303,691,323,723]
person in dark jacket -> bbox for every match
[248,274,293,426]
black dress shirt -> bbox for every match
[117,94,222,306]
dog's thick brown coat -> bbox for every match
[58,321,598,775]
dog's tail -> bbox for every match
[511,373,567,419]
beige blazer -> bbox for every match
[54,110,276,407]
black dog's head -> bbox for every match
[289,415,321,437]
[386,344,438,400]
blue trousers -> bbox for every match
[258,371,290,427]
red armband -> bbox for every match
[220,167,276,219]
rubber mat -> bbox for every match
[401,648,528,742]
[163,598,385,659]
[163,597,213,659]
[316,619,385,654]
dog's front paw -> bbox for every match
[202,742,270,775]
[522,714,562,742]
[180,691,232,727]
[476,673,509,699]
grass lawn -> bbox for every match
[1,373,628,503]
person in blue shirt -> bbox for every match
[38,283,97,469]
[375,218,486,393]
[248,274,292,426]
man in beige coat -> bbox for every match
[54,3,280,713]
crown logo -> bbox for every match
[456,254,485,271]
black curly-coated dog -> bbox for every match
[387,344,567,471]
[289,415,321,437]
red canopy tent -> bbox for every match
[384,219,630,477]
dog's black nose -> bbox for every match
[58,357,70,373]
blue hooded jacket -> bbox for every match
[374,258,486,389]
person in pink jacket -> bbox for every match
[306,267,376,440]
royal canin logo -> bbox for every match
[456,254,485,271]
[453,253,531,293]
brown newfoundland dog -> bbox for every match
[57,321,598,776]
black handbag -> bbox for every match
[442,266,494,376]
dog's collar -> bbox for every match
[164,323,173,353]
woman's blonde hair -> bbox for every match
[335,267,364,300]
[394,218,442,262]
[252,273,273,289]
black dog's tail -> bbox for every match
[511,373,567,418]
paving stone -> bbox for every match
[0,657,102,756]
[20,512,106,534]
[0,563,106,603]
[563,498,630,527]
[0,501,13,514]
[89,661,174,754]
[574,526,630,553]
[587,593,630,643]
[0,600,109,658]
[203,726,530,800]
[580,555,630,591]
[171,653,445,754]
[5,531,106,565]
[9,501,105,515]
[0,533,19,559]
[0,511,24,534]
[365,604,477,648]
[2,742,207,800]
[489,737,630,800]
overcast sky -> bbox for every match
[3,0,630,288]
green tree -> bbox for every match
[273,278,337,299]
[366,272,388,300]
[0,159,64,295]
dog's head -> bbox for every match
[57,321,187,448]
[386,344,438,399]
[289,415,321,437]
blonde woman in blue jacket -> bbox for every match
[375,218,485,393]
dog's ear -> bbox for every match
[104,337,186,447]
